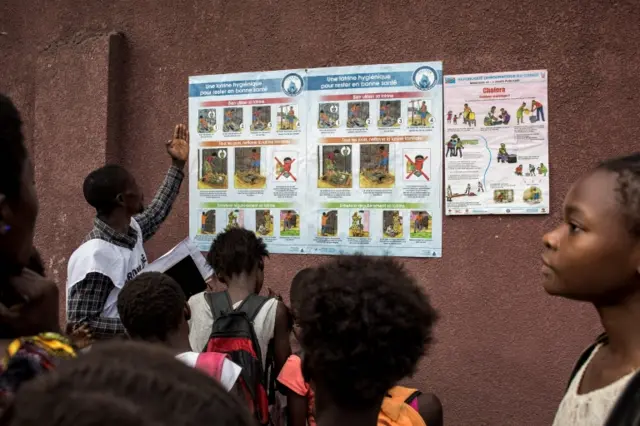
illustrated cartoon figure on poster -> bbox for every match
[383,211,403,238]
[318,145,352,188]
[286,106,297,129]
[493,189,514,204]
[251,106,271,132]
[359,144,394,188]
[198,109,216,133]
[378,101,401,127]
[410,211,431,239]
[319,211,338,237]
[275,156,296,181]
[447,110,453,124]
[497,143,516,163]
[516,102,527,125]
[409,100,431,127]
[499,108,511,125]
[484,106,503,126]
[318,103,339,128]
[405,154,430,181]
[465,183,472,195]
[199,148,228,189]
[234,147,267,189]
[280,210,300,236]
[448,184,477,199]
[523,186,543,204]
[538,162,548,176]
[200,210,216,234]
[349,211,364,237]
[446,185,453,201]
[223,108,243,132]
[478,181,485,192]
[256,210,273,236]
[528,164,536,176]
[445,134,462,158]
[453,114,458,125]
[418,73,431,89]
[227,210,239,229]
[515,164,523,176]
[461,104,476,126]
[531,99,545,122]
[347,102,368,128]
[278,105,299,131]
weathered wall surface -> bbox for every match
[2,1,639,424]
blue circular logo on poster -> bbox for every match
[282,73,304,97]
[412,66,438,91]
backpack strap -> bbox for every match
[235,293,271,322]
[567,333,608,390]
[205,291,234,320]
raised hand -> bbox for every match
[166,124,189,168]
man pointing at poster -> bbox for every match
[66,124,189,340]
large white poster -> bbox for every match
[443,70,549,215]
[188,62,443,257]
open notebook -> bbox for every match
[142,239,211,300]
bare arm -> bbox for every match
[287,391,309,426]
[273,301,292,377]
[417,392,443,426]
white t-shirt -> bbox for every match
[175,351,242,391]
[67,218,147,318]
[553,344,635,426]
[188,292,278,369]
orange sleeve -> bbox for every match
[277,355,309,396]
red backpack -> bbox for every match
[203,291,273,425]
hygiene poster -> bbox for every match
[188,62,444,257]
[443,70,549,215]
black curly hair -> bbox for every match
[297,255,438,409]
[207,228,268,280]
[83,165,133,215]
[597,153,640,236]
[0,341,254,426]
[0,94,27,201]
[289,267,314,315]
[117,272,185,342]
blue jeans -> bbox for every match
[536,107,545,122]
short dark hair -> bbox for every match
[27,247,45,276]
[3,341,254,426]
[117,272,185,342]
[415,155,424,160]
[298,255,438,408]
[597,153,640,235]
[284,157,292,162]
[83,165,132,214]
[290,268,315,312]
[207,228,268,279]
[0,94,27,200]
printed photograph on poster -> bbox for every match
[359,144,394,188]
[408,100,433,127]
[223,107,243,132]
[319,210,338,237]
[225,209,244,230]
[256,209,274,237]
[409,211,432,239]
[273,151,298,183]
[347,102,370,128]
[277,105,300,131]
[250,106,272,132]
[348,210,370,238]
[382,210,403,239]
[234,147,267,189]
[198,148,228,189]
[403,149,431,182]
[444,70,549,215]
[378,101,402,128]
[280,210,300,237]
[318,145,352,188]
[198,210,216,235]
[318,103,339,128]
[198,109,217,133]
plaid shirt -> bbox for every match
[67,166,184,339]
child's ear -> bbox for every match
[115,193,125,206]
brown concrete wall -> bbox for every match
[2,1,639,424]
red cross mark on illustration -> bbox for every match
[405,155,430,181]
[275,157,297,181]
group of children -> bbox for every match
[2,90,640,425]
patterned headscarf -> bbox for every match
[0,333,77,396]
